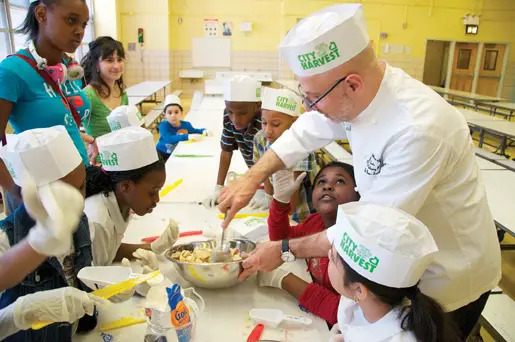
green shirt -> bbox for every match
[82,87,128,137]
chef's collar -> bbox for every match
[338,298,405,341]
[350,62,391,126]
[105,191,130,234]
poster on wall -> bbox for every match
[204,19,218,37]
[222,21,233,36]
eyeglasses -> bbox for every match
[298,76,348,110]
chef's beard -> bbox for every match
[326,90,353,123]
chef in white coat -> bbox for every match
[218,4,501,339]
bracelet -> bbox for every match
[90,137,96,144]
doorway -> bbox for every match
[477,43,507,97]
[450,42,479,92]
[423,40,451,87]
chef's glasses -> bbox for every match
[298,76,348,110]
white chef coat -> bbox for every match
[334,297,416,342]
[84,191,131,266]
[271,63,501,311]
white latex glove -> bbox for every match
[257,267,291,289]
[188,133,203,141]
[133,249,159,271]
[150,219,179,254]
[272,171,307,204]
[329,325,345,342]
[202,129,210,136]
[8,287,107,330]
[248,191,273,210]
[23,177,85,256]
[121,258,155,297]
[202,185,223,208]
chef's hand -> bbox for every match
[248,191,272,210]
[150,219,179,254]
[23,177,85,256]
[329,325,345,342]
[272,171,306,204]
[6,287,108,330]
[239,241,283,281]
[218,175,262,229]
[202,185,223,208]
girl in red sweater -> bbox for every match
[258,161,359,326]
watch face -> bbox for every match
[281,251,295,262]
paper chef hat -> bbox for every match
[97,126,158,172]
[164,94,181,109]
[279,4,369,76]
[0,126,82,187]
[327,202,438,288]
[107,105,144,131]
[261,87,301,117]
[224,75,262,102]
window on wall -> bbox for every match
[483,50,498,71]
[457,49,472,69]
[0,0,94,62]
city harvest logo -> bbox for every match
[276,96,297,112]
[297,41,340,71]
[340,232,379,273]
[108,121,122,131]
[100,151,119,167]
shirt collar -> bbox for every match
[105,191,131,234]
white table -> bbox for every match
[480,169,515,239]
[430,86,506,105]
[477,101,515,120]
[476,156,506,170]
[204,80,224,96]
[180,70,205,79]
[126,81,172,98]
[76,95,330,341]
[128,96,147,107]
[216,71,273,83]
[479,294,515,342]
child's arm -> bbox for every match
[159,122,189,145]
[217,151,233,186]
[296,281,339,325]
[184,122,206,135]
[268,199,308,241]
[289,171,303,214]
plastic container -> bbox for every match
[144,286,204,342]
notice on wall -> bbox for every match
[222,21,233,36]
[204,19,218,37]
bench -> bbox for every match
[475,147,515,171]
[479,294,515,342]
[143,108,163,132]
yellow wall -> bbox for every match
[163,0,515,59]
[93,0,118,39]
[117,0,170,50]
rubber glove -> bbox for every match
[150,219,179,254]
[202,185,223,208]
[121,258,155,297]
[248,191,273,210]
[23,177,85,256]
[257,267,291,289]
[0,287,107,338]
[272,171,307,204]
[329,324,345,342]
[132,249,159,271]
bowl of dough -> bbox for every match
[164,239,256,289]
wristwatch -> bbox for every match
[281,239,296,262]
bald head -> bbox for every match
[297,43,385,123]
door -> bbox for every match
[476,43,506,97]
[423,40,451,87]
[450,42,479,92]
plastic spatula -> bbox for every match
[249,308,312,328]
[31,270,161,330]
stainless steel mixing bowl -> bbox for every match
[164,239,256,289]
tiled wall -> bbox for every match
[124,49,171,89]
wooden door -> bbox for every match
[476,43,506,97]
[450,42,479,92]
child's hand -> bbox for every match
[188,133,203,141]
[248,191,272,210]
[272,171,306,204]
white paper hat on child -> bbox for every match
[224,75,262,102]
[327,202,438,288]
[0,126,82,187]
[97,126,158,172]
[107,105,144,131]
[261,87,301,117]
[164,94,181,108]
[279,4,369,76]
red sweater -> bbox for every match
[268,199,339,325]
